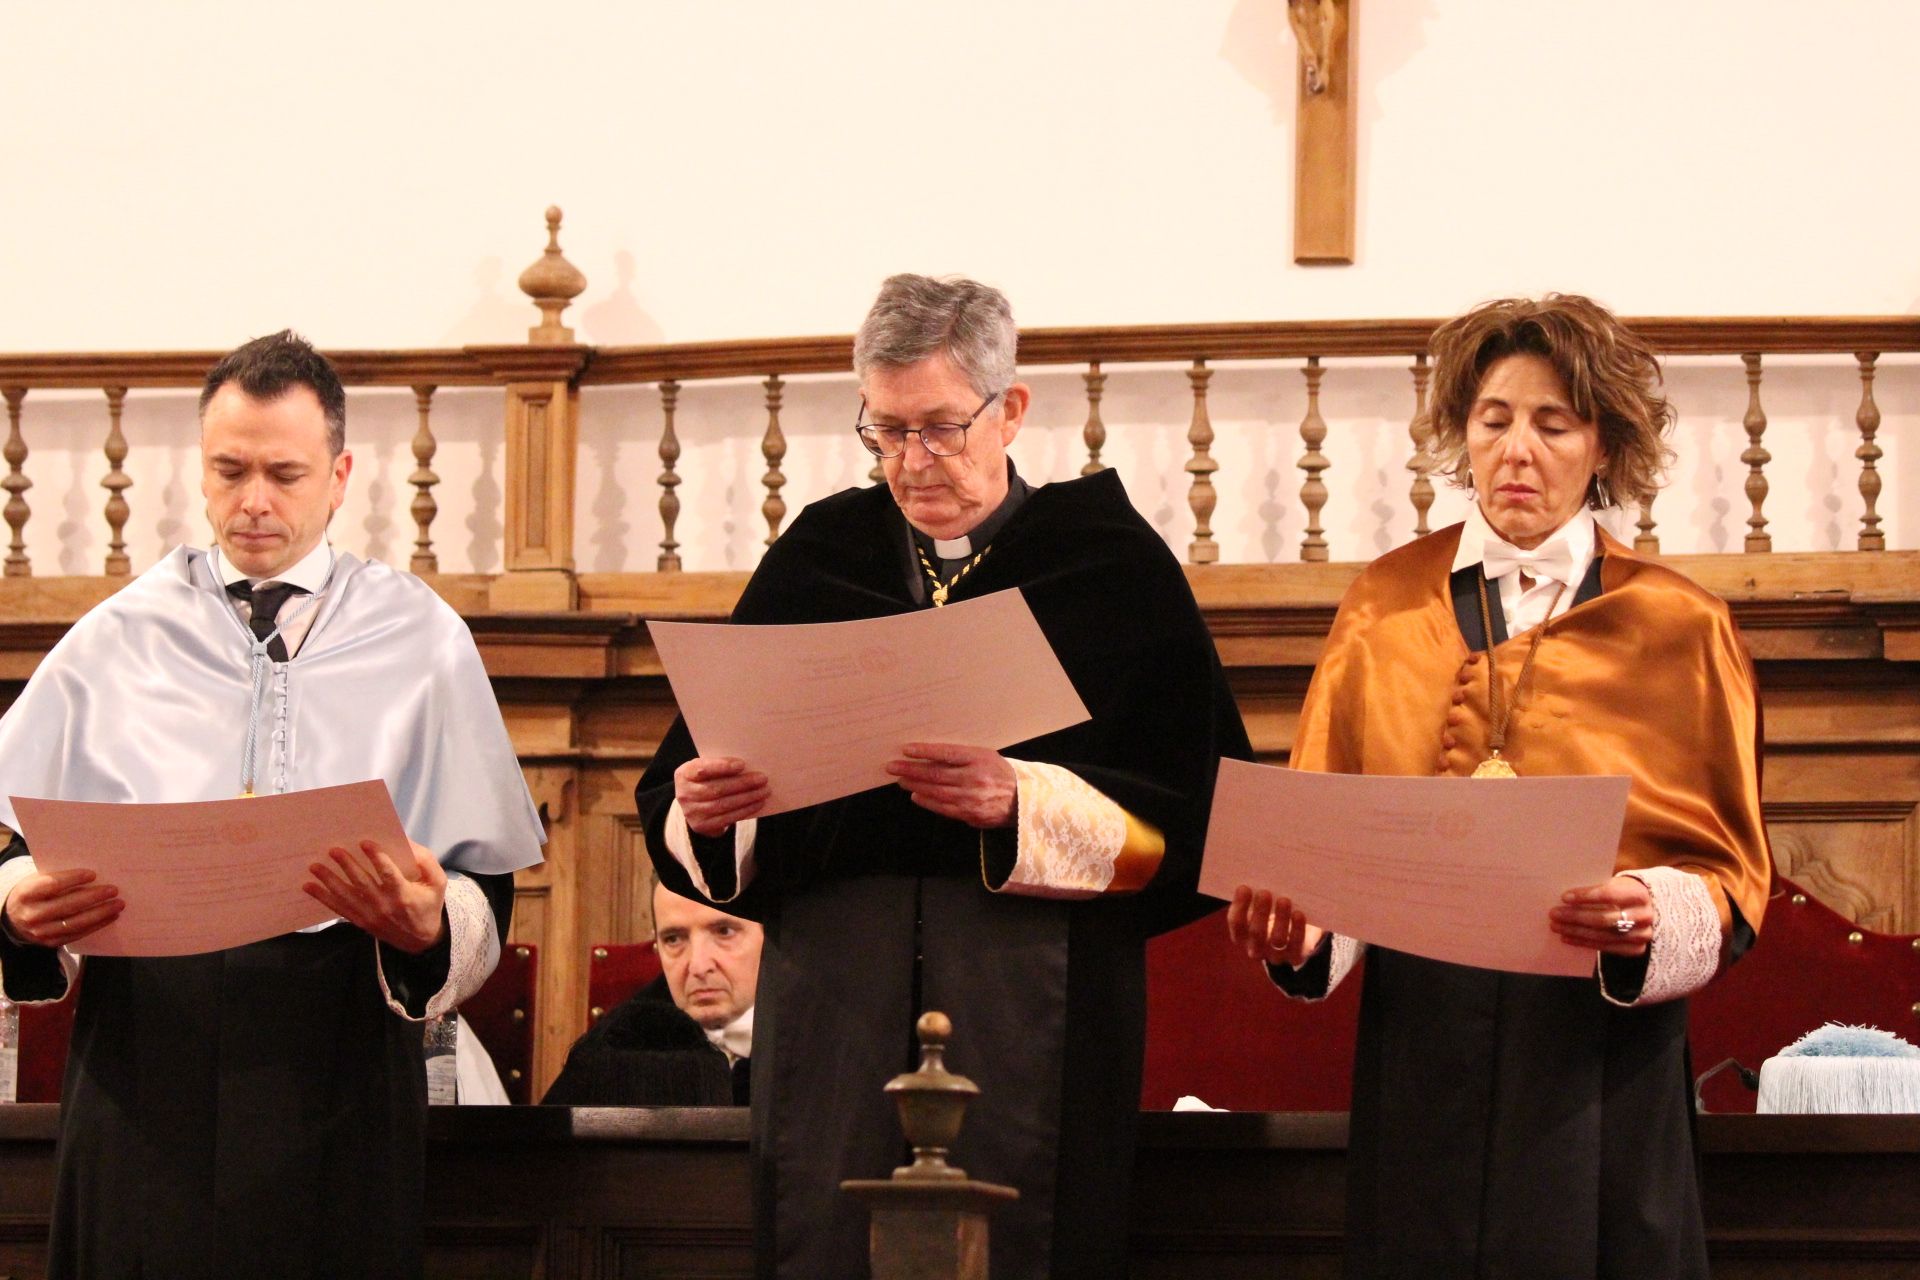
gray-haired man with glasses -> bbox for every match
[638,274,1249,1280]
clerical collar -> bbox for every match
[910,463,1031,570]
[212,539,335,595]
[1451,502,1595,587]
[704,1004,754,1064]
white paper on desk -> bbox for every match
[1198,759,1631,977]
[649,588,1090,816]
[12,780,415,957]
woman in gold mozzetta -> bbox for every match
[1228,295,1771,1279]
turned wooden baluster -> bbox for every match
[657,379,684,571]
[1298,357,1330,562]
[102,386,132,575]
[2,387,28,577]
[762,374,787,548]
[409,385,440,573]
[1740,353,1770,552]
[1855,352,1884,551]
[1081,362,1107,476]
[1634,496,1660,554]
[1406,354,1434,536]
[1184,360,1218,565]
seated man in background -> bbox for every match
[543,877,759,1106]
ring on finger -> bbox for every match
[1614,910,1633,935]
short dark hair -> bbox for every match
[199,330,347,457]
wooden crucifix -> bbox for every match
[1287,0,1356,264]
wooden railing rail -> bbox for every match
[586,315,1918,564]
[0,207,1914,586]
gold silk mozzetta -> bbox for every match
[1292,523,1770,936]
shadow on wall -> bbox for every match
[580,251,665,346]
[442,258,538,346]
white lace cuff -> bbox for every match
[986,760,1161,899]
[1326,933,1363,994]
[0,853,83,1001]
[1600,867,1723,1007]
[377,871,498,1022]
[663,801,755,904]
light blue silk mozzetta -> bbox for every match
[0,546,543,877]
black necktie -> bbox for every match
[226,580,305,661]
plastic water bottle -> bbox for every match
[0,998,18,1103]
[424,1011,458,1106]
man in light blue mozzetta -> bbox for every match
[0,330,544,1280]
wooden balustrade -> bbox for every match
[1741,353,1772,553]
[3,387,28,577]
[0,205,1912,584]
[760,374,787,548]
[1081,361,1107,476]
[1297,356,1330,563]
[102,386,131,576]
[656,379,683,572]
[1857,352,1884,552]
[1184,360,1218,565]
[409,385,439,574]
[1405,354,1433,537]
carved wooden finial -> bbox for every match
[883,1010,979,1182]
[844,1009,1017,1278]
[518,205,588,344]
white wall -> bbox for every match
[3,1,1915,572]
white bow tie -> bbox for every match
[1482,536,1575,587]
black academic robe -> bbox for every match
[637,470,1250,1280]
[541,975,748,1106]
[1280,542,1765,1280]
[0,834,511,1280]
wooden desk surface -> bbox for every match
[3,1106,1917,1279]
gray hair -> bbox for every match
[853,274,1017,400]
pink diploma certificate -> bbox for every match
[1199,759,1630,977]
[12,779,414,957]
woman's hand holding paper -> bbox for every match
[1227,884,1325,968]
[1550,873,1653,958]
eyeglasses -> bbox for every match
[854,390,1004,459]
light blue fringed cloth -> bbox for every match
[1757,1023,1920,1113]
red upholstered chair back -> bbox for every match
[15,973,81,1103]
[456,942,538,1105]
[1142,908,1361,1111]
[587,941,663,1027]
[1688,876,1920,1113]
[1143,880,1920,1115]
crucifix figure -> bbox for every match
[1286,0,1355,264]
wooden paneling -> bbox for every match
[2,556,1916,1097]
[5,1108,1918,1279]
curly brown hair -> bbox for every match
[1419,294,1674,510]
